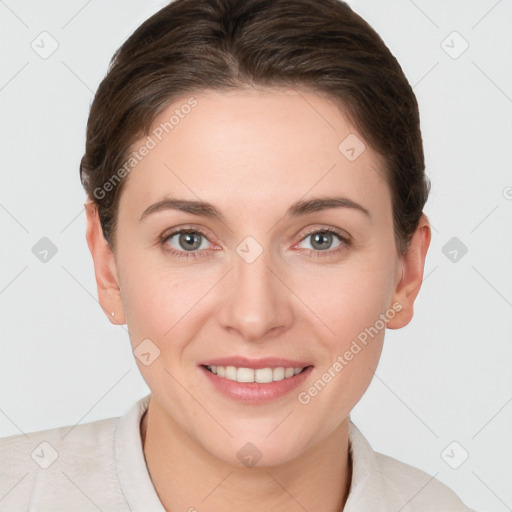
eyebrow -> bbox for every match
[139,195,371,222]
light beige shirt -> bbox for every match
[0,394,476,511]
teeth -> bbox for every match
[255,368,273,383]
[273,367,285,381]
[237,367,255,382]
[225,366,237,380]
[206,365,305,383]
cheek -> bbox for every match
[293,252,396,427]
[120,273,187,342]
[117,255,220,356]
[117,269,196,396]
[289,250,397,344]
[116,248,172,339]
[295,289,388,443]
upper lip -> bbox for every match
[199,357,313,370]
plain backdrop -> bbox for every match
[0,1,511,511]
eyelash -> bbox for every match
[159,226,351,260]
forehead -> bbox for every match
[119,88,391,222]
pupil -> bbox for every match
[180,232,201,251]
[312,232,331,250]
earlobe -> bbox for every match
[387,214,431,329]
[84,202,126,325]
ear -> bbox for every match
[84,201,126,325]
[387,214,431,329]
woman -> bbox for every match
[0,0,477,510]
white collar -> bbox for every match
[114,394,165,511]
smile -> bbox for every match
[200,357,314,403]
[204,365,306,383]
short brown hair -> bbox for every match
[80,0,429,254]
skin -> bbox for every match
[85,88,431,511]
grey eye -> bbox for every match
[165,231,208,252]
[299,231,343,252]
[179,232,202,251]
[309,232,335,250]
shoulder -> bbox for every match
[374,451,477,511]
[347,421,477,512]
[0,416,128,511]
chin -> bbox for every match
[200,427,314,469]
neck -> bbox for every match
[140,398,352,512]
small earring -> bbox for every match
[111,312,115,317]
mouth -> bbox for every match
[199,358,314,404]
[202,364,309,383]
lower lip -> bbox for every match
[200,366,313,404]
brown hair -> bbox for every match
[80,0,429,254]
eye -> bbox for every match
[295,228,350,257]
[159,226,350,260]
[161,228,213,259]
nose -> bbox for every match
[217,246,294,343]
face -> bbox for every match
[97,88,417,466]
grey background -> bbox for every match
[0,1,511,510]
